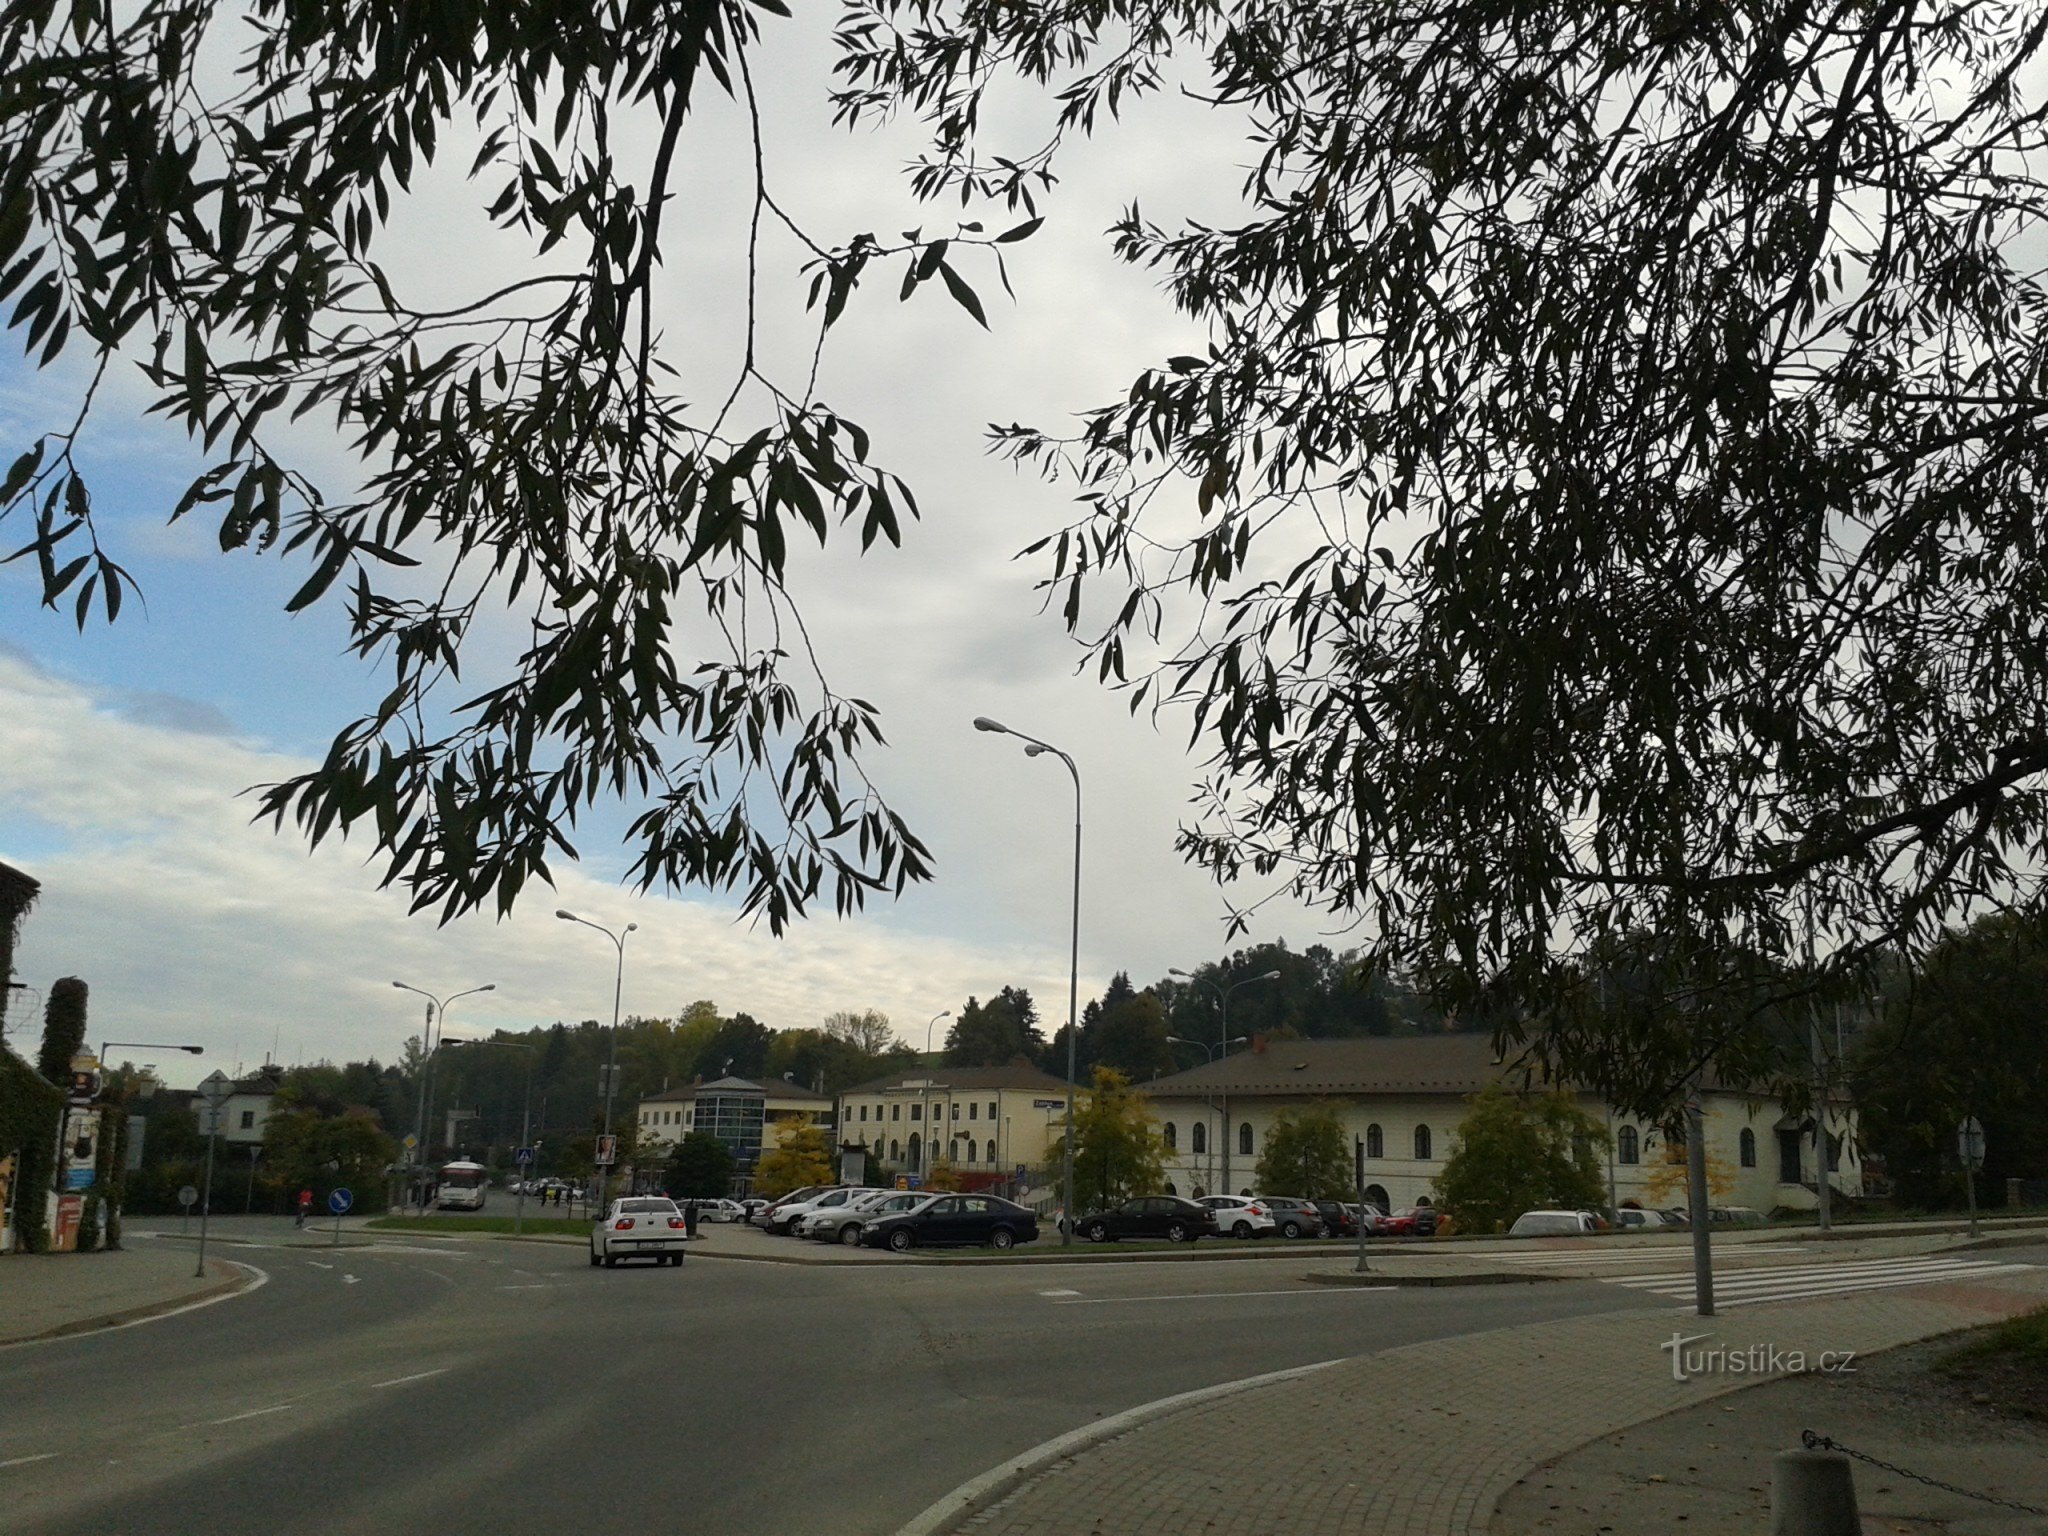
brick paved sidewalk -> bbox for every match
[0,1240,249,1345]
[935,1268,2048,1536]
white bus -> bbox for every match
[436,1160,489,1211]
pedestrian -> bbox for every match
[294,1187,312,1229]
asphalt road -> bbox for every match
[1,1220,1668,1536]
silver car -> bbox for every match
[804,1189,934,1246]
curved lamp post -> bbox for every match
[1168,967,1280,1197]
[392,981,495,1206]
[1166,1033,1247,1194]
[920,1010,952,1180]
[557,910,636,1209]
[974,715,1080,1246]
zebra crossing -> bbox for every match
[1602,1254,2035,1309]
[1477,1245,1811,1270]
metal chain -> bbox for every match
[1801,1430,2048,1516]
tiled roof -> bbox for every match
[1141,1034,1542,1099]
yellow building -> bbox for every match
[836,1060,1076,1190]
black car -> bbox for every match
[860,1194,1039,1252]
[1310,1200,1361,1237]
[1073,1195,1218,1244]
[1258,1196,1325,1238]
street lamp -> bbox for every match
[920,1010,951,1181]
[1169,967,1281,1197]
[975,715,1081,1246]
[392,981,495,1207]
[558,909,636,1209]
[444,1036,538,1232]
[1165,1035,1246,1193]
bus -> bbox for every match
[436,1160,489,1211]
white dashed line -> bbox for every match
[370,1368,450,1389]
[197,1403,298,1427]
[1052,1286,1393,1305]
[0,1453,60,1469]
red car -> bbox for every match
[1380,1206,1440,1237]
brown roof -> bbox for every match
[1142,1034,1543,1099]
[840,1060,1074,1096]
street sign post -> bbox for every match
[1959,1117,1986,1238]
[1353,1136,1371,1274]
[177,1182,198,1237]
[193,1070,233,1279]
[515,1146,534,1165]
[594,1134,617,1166]
[328,1186,353,1247]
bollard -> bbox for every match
[1772,1448,1861,1535]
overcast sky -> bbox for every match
[0,16,1349,1085]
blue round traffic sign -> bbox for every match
[327,1187,354,1215]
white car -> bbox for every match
[590,1197,689,1267]
[1507,1209,1608,1237]
[763,1186,867,1235]
[794,1188,891,1239]
[1198,1195,1280,1239]
[683,1198,745,1223]
[753,1186,832,1230]
[802,1189,930,1245]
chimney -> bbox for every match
[1252,1033,1267,1055]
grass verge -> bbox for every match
[1936,1305,2048,1419]
[365,1214,591,1237]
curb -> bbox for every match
[0,1257,259,1347]
[1302,1268,1562,1288]
[891,1358,1343,1536]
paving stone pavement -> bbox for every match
[944,1267,2048,1536]
[0,1239,248,1344]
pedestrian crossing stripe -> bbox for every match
[1605,1256,2033,1308]
[1473,1246,1810,1267]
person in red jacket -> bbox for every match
[295,1187,313,1229]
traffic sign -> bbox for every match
[515,1146,535,1166]
[177,1184,199,1208]
[197,1069,233,1108]
[1958,1116,1986,1170]
[402,1133,418,1150]
[327,1187,354,1215]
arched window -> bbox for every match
[1364,1183,1390,1213]
[890,1139,901,1162]
[1193,1185,1207,1199]
[1739,1128,1757,1168]
[1191,1122,1207,1155]
[1365,1123,1383,1159]
[1163,1121,1178,1152]
[965,1138,978,1163]
[949,1138,961,1162]
[1164,1182,1177,1196]
[1239,1122,1253,1156]
[907,1133,921,1167]
[1414,1125,1432,1160]
[1617,1126,1639,1165]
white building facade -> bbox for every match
[1144,1034,1860,1216]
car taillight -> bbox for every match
[614,1219,632,1230]
[668,1217,684,1228]
[1248,1205,1266,1216]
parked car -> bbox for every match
[804,1189,931,1246]
[1071,1195,1219,1244]
[1310,1200,1363,1238]
[687,1198,745,1223]
[589,1197,689,1267]
[860,1194,1040,1252]
[1709,1206,1767,1226]
[762,1186,865,1235]
[1613,1207,1684,1231]
[1383,1206,1441,1237]
[1255,1196,1325,1238]
[1198,1194,1279,1239]
[738,1197,772,1221]
[1507,1209,1608,1237]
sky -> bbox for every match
[0,16,1344,1085]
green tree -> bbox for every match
[753,1119,834,1199]
[262,1099,399,1212]
[1049,1067,1166,1214]
[1091,987,1174,1082]
[1253,1104,1353,1202]
[1856,913,2048,1209]
[945,988,1043,1068]
[664,1131,737,1200]
[1433,1086,1610,1237]
[822,1010,898,1056]
[35,977,87,1085]
[838,2,2048,1106]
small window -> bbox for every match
[952,1103,961,1120]
[1163,1122,1178,1151]
[860,1104,869,1122]
[969,1102,978,1120]
[239,1110,255,1129]
[892,1104,901,1121]
[1365,1123,1383,1159]
[966,1139,977,1163]
[890,1139,901,1161]
[1192,1122,1207,1154]
[1239,1122,1253,1156]
[1414,1125,1432,1160]
[1617,1126,1639,1165]
[911,1103,922,1121]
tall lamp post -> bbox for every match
[1169,967,1280,1197]
[557,910,635,1210]
[919,1010,952,1181]
[974,716,1081,1246]
[1166,1034,1246,1194]
[94,1042,202,1236]
[391,981,495,1207]
[444,1036,537,1233]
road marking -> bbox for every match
[0,1260,269,1353]
[370,1368,449,1389]
[1052,1286,1393,1305]
[0,1453,60,1469]
[199,1402,297,1426]
[342,1274,360,1285]
[306,1261,335,1270]
[497,1284,553,1290]
[1037,1288,1081,1297]
[1608,1257,2034,1307]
